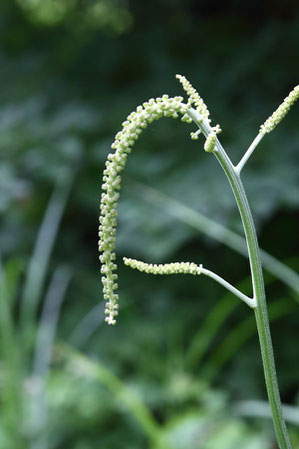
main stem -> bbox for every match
[215,144,292,449]
[188,109,291,448]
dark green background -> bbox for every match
[0,1,299,448]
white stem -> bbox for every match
[235,133,265,174]
[201,267,256,308]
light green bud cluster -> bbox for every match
[260,85,299,134]
[176,74,210,120]
[123,257,202,276]
[204,125,222,152]
[99,95,188,324]
[175,75,222,146]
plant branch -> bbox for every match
[235,132,265,174]
[123,257,255,307]
[201,267,255,307]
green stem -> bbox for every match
[123,257,254,307]
[217,150,291,449]
[188,108,292,449]
[235,132,265,174]
[201,267,255,307]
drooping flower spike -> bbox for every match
[99,94,192,324]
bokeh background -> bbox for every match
[1,1,299,448]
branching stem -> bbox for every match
[235,132,265,174]
[201,267,255,307]
[188,107,292,449]
[101,79,296,449]
[123,257,255,308]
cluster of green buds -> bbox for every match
[204,124,222,152]
[123,257,202,276]
[176,74,210,120]
[99,94,191,324]
[260,84,299,134]
[176,74,222,145]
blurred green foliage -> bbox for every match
[0,0,299,448]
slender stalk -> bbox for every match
[188,108,292,449]
[235,132,265,174]
[201,267,255,307]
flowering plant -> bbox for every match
[99,75,298,449]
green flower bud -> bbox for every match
[176,74,210,120]
[123,257,202,276]
[260,85,299,134]
[204,125,222,153]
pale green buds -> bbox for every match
[123,258,203,276]
[176,74,210,120]
[176,75,222,147]
[204,132,216,152]
[260,85,299,134]
[204,125,222,152]
[99,95,189,324]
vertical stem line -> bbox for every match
[213,142,292,449]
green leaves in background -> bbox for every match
[0,0,299,447]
